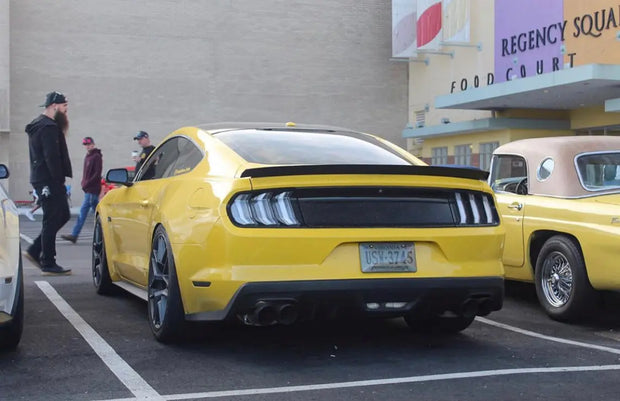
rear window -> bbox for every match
[576,152,620,191]
[213,129,413,165]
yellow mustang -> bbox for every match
[490,136,620,321]
[94,123,504,342]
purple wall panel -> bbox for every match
[494,0,564,82]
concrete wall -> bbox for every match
[0,0,8,174]
[7,0,408,202]
[0,0,7,133]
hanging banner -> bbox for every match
[392,0,418,58]
[417,0,442,50]
[442,0,470,43]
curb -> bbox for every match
[18,207,81,217]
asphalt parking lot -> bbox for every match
[2,215,620,401]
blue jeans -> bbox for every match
[71,192,99,237]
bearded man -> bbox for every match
[23,91,73,275]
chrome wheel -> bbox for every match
[535,235,596,321]
[148,234,170,330]
[540,251,573,308]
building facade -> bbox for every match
[400,0,620,169]
[2,1,408,204]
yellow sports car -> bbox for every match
[490,136,620,321]
[94,123,504,342]
[0,164,24,350]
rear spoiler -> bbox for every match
[240,164,489,181]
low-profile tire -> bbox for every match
[0,250,24,351]
[534,235,596,321]
[92,217,114,295]
[148,226,186,343]
[404,313,475,334]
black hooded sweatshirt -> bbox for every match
[26,114,73,187]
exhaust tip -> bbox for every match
[461,299,479,319]
[278,303,298,325]
[255,302,278,326]
[477,299,492,316]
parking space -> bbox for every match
[2,216,620,401]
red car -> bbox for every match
[101,166,135,197]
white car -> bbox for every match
[0,163,23,350]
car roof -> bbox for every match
[493,136,620,197]
[196,121,358,134]
[494,136,620,158]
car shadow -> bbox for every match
[504,280,620,330]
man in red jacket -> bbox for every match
[61,136,102,243]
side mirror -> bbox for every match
[0,164,9,179]
[106,168,133,187]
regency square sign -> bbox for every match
[450,0,620,93]
[494,0,620,83]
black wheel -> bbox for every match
[148,226,185,343]
[0,250,24,351]
[404,313,475,334]
[534,235,596,321]
[92,217,113,295]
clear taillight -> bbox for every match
[229,191,300,227]
[454,192,498,225]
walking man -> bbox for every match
[24,91,73,275]
[61,136,102,244]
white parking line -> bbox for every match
[97,364,620,401]
[476,317,620,355]
[20,233,33,245]
[33,275,620,401]
[34,281,163,400]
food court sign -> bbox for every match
[494,0,620,83]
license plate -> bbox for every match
[359,242,417,273]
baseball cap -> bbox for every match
[40,91,68,107]
[133,131,149,140]
[82,136,94,145]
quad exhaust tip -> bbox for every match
[242,300,299,326]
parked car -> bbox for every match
[94,122,504,342]
[0,164,24,350]
[489,136,620,321]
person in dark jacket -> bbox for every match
[61,136,102,244]
[23,91,72,275]
[133,130,155,173]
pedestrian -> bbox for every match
[133,130,155,172]
[23,91,72,275]
[61,136,102,244]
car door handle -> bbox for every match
[507,202,522,211]
[141,200,150,207]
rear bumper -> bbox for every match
[185,276,503,322]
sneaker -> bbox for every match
[41,264,72,276]
[25,210,36,221]
[22,250,42,269]
[61,234,77,244]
